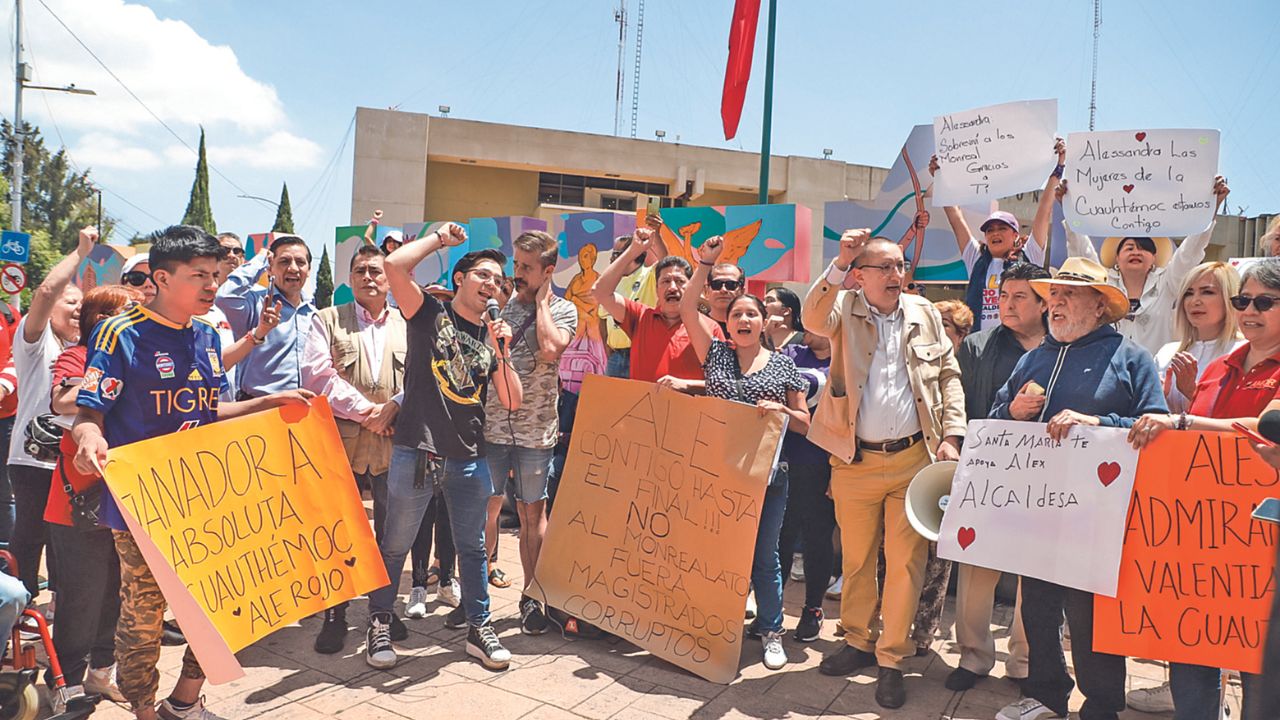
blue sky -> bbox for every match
[7,0,1278,256]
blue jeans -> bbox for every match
[751,469,788,634]
[369,446,495,626]
[0,571,29,655]
[1170,662,1260,720]
[486,444,553,503]
[605,351,630,379]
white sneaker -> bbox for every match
[85,664,127,703]
[52,684,85,715]
[157,695,226,719]
[405,586,429,619]
[437,578,461,608]
[995,697,1064,720]
[789,553,805,582]
[744,591,757,620]
[761,631,786,670]
[826,576,843,600]
[1126,681,1175,713]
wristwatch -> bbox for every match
[246,331,266,346]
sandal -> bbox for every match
[425,565,441,587]
[488,567,511,588]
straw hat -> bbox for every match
[1099,236,1173,268]
[1029,257,1130,325]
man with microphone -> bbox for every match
[364,222,523,671]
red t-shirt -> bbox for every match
[1188,343,1280,419]
[44,345,99,527]
[619,298,724,383]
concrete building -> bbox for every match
[350,107,1276,283]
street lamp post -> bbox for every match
[10,0,97,231]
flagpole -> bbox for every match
[757,0,776,205]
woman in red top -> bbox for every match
[1128,260,1280,720]
[44,284,139,704]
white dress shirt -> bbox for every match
[856,303,922,443]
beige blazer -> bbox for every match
[801,265,966,464]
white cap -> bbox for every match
[122,253,150,274]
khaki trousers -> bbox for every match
[955,564,1029,678]
[831,442,928,670]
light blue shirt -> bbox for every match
[214,248,316,396]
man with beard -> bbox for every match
[988,257,1167,720]
[592,226,723,390]
[215,234,315,398]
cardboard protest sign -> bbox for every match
[1094,430,1278,673]
[535,375,785,683]
[932,99,1058,206]
[938,420,1139,595]
[1065,129,1220,238]
[102,398,388,680]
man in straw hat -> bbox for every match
[802,229,965,709]
[1057,175,1229,354]
[987,256,1168,720]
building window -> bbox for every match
[538,172,682,209]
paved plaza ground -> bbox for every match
[26,527,1211,719]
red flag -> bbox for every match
[721,0,761,141]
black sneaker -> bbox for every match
[793,606,822,642]
[365,613,397,669]
[743,618,761,640]
[466,623,511,670]
[314,606,348,654]
[520,597,548,635]
[443,604,467,630]
[160,620,186,646]
[390,614,408,642]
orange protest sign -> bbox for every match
[535,375,785,684]
[1094,430,1278,673]
[103,398,388,659]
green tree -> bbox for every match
[272,182,294,234]
[315,245,333,309]
[181,128,216,233]
[1,120,109,253]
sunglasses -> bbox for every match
[709,279,743,292]
[122,271,152,287]
[224,246,246,257]
[1230,294,1280,312]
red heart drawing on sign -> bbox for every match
[1135,132,1147,142]
[1123,184,1135,194]
[1097,462,1121,487]
[957,527,976,550]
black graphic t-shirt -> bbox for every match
[394,294,496,459]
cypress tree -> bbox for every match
[181,128,216,233]
[272,182,295,234]
[316,246,333,309]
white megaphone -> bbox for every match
[905,461,958,542]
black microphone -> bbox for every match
[1259,409,1280,445]
[484,298,505,353]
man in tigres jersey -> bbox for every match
[71,225,312,720]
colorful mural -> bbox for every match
[641,204,811,283]
[76,244,137,290]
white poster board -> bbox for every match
[1064,129,1220,237]
[937,420,1139,596]
[932,99,1058,206]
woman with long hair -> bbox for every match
[1152,262,1244,414]
[764,287,804,349]
[680,235,810,671]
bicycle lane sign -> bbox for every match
[0,231,29,264]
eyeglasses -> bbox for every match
[469,269,502,285]
[856,261,912,275]
[1230,294,1280,312]
[709,279,743,292]
[122,271,152,287]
